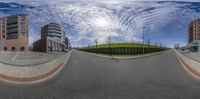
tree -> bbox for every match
[106,36,111,48]
[106,36,112,56]
[94,39,98,48]
[131,38,134,47]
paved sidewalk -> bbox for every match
[175,50,200,79]
[180,51,200,62]
[0,51,72,84]
[0,52,65,66]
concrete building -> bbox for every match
[0,15,29,52]
[33,23,70,53]
[41,23,65,43]
[189,40,200,52]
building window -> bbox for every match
[20,47,25,51]
[21,32,26,37]
[11,47,15,51]
[4,47,7,51]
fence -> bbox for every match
[78,47,167,55]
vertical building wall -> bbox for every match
[188,19,200,44]
[33,23,71,53]
[41,23,65,43]
[0,15,29,52]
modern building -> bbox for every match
[188,19,200,52]
[41,23,65,43]
[33,23,70,52]
[64,37,71,49]
[174,43,180,50]
[0,15,29,51]
[188,40,200,52]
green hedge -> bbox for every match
[78,47,167,55]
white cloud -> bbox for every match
[0,0,199,47]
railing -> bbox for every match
[78,47,167,55]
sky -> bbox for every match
[0,0,200,47]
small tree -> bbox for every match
[94,39,98,48]
[106,36,112,55]
[131,38,134,47]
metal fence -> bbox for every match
[78,47,167,55]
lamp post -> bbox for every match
[94,39,98,53]
[143,26,145,54]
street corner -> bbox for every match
[0,50,72,84]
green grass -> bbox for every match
[81,43,163,49]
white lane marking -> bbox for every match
[13,58,46,61]
[11,53,18,61]
[11,53,47,61]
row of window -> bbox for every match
[4,46,25,51]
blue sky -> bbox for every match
[0,0,200,47]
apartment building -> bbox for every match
[0,15,29,51]
[33,23,70,52]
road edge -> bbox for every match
[0,50,72,84]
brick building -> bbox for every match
[0,15,29,52]
[188,19,200,44]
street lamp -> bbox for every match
[143,26,145,54]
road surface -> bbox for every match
[0,50,200,99]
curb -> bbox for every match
[79,50,166,59]
[0,50,72,84]
[175,50,200,79]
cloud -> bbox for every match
[0,1,200,47]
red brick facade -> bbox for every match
[4,37,29,51]
[0,15,29,52]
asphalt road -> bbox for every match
[0,49,200,99]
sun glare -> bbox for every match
[93,17,110,28]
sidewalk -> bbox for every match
[0,52,65,66]
[0,50,72,84]
[180,51,200,62]
[175,50,200,79]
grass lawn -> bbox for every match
[81,43,163,49]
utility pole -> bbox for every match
[143,26,145,54]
